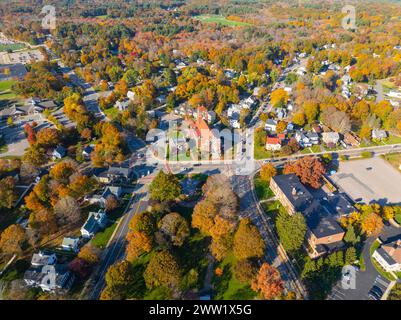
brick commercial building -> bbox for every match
[270,174,345,258]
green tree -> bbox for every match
[343,225,360,245]
[345,247,357,265]
[276,210,306,252]
[149,171,181,203]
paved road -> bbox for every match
[231,174,307,298]
[58,62,106,121]
[88,183,149,300]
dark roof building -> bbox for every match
[270,174,345,258]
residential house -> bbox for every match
[372,239,401,273]
[94,165,134,184]
[80,210,107,238]
[295,131,313,148]
[115,99,130,112]
[0,104,27,119]
[52,146,66,160]
[127,90,136,101]
[24,264,74,292]
[322,132,340,145]
[372,129,387,141]
[61,237,80,253]
[344,132,361,147]
[265,136,283,151]
[306,132,319,145]
[156,95,166,105]
[270,174,345,258]
[82,145,94,160]
[193,106,215,124]
[265,119,277,132]
[275,108,287,120]
[31,251,57,267]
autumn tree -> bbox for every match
[260,163,277,183]
[251,263,284,300]
[284,157,326,189]
[234,259,259,284]
[78,244,101,265]
[36,127,60,148]
[0,224,25,256]
[270,88,289,108]
[101,261,134,300]
[126,211,156,261]
[233,218,265,260]
[143,250,181,289]
[0,177,17,209]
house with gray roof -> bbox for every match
[80,210,107,238]
[61,237,80,253]
[31,251,57,267]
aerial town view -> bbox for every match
[0,0,401,312]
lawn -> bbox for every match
[395,213,401,225]
[91,223,117,249]
[212,253,257,300]
[370,240,397,281]
[0,79,18,102]
[195,15,252,27]
[382,153,401,171]
[103,107,119,120]
[254,175,274,200]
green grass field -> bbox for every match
[212,253,257,300]
[195,15,252,27]
[382,152,401,171]
[0,43,25,52]
[0,79,17,102]
[91,223,117,249]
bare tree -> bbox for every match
[54,196,82,227]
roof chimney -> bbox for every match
[292,187,297,196]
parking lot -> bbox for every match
[331,157,401,205]
[328,272,391,300]
[0,114,52,157]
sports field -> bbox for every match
[195,15,252,27]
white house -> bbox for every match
[127,90,136,101]
[265,119,277,132]
[31,251,57,267]
[322,132,340,145]
[80,211,107,238]
[61,237,80,253]
[372,239,401,272]
[372,129,387,141]
[115,99,130,111]
[52,146,66,160]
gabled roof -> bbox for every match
[266,137,282,145]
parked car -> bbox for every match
[368,286,383,300]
